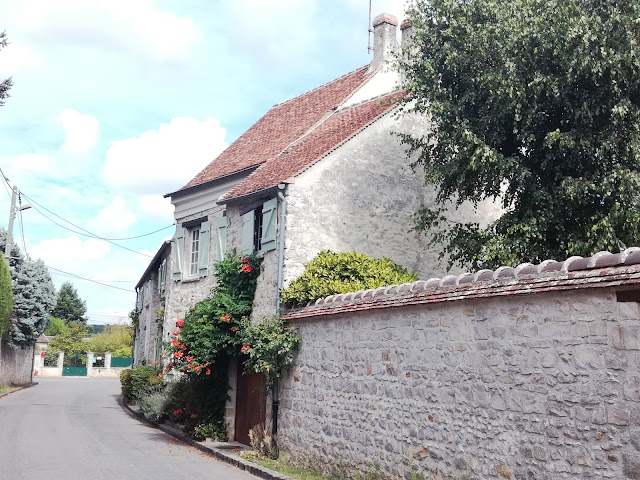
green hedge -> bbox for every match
[120,365,164,403]
[281,250,418,306]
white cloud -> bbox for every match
[103,117,227,195]
[87,196,137,236]
[29,236,111,267]
[12,0,201,62]
[57,109,99,155]
[0,41,40,77]
[137,195,175,223]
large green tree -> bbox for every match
[0,31,12,106]
[0,256,12,337]
[9,259,56,348]
[399,0,640,269]
[52,282,87,323]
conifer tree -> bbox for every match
[9,259,55,348]
[52,282,87,324]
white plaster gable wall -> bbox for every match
[282,110,502,286]
[339,69,400,111]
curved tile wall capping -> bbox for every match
[283,248,640,319]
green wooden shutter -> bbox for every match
[260,198,277,253]
[215,217,227,262]
[159,259,166,294]
[173,227,184,281]
[241,211,254,255]
[198,221,210,278]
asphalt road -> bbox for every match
[0,377,260,480]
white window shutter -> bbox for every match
[260,198,277,253]
[159,259,166,294]
[241,211,254,255]
[198,221,210,277]
[173,227,185,281]
[215,217,227,262]
[157,264,162,295]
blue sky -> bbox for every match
[0,0,406,324]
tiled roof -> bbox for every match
[220,91,403,201]
[283,248,640,321]
[179,66,374,192]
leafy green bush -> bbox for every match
[281,250,418,306]
[120,365,163,403]
[0,255,12,338]
[120,369,134,403]
[240,316,301,386]
[192,421,228,442]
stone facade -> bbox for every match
[279,276,640,478]
[282,110,501,286]
[0,340,34,385]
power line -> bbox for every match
[19,190,173,242]
[46,265,136,293]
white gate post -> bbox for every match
[57,351,64,376]
[86,352,94,376]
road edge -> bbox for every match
[0,382,37,400]
[118,396,294,480]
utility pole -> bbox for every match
[4,186,17,262]
[4,185,30,263]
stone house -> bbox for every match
[133,240,170,367]
[149,13,499,442]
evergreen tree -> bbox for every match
[399,0,640,269]
[0,31,12,106]
[9,259,56,348]
[0,227,23,269]
[0,256,12,337]
[52,282,87,324]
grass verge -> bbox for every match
[242,452,326,480]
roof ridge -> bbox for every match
[271,64,371,108]
[289,247,640,310]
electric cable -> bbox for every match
[46,265,135,293]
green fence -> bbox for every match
[111,357,132,368]
[63,367,87,376]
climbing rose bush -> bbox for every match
[167,254,260,375]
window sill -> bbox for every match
[181,276,201,284]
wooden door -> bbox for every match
[235,371,266,446]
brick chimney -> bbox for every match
[369,13,398,73]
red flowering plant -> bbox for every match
[166,254,260,376]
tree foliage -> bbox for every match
[52,281,87,323]
[9,259,56,348]
[0,256,12,337]
[44,316,65,336]
[399,0,640,269]
[0,31,12,106]
[47,321,89,356]
[87,324,133,356]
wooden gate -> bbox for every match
[235,371,266,446]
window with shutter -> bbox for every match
[189,227,200,276]
[241,210,255,255]
[241,198,278,254]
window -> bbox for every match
[241,198,277,255]
[189,227,200,276]
[172,219,211,281]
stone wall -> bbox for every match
[0,340,34,385]
[280,286,640,479]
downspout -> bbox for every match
[273,184,287,436]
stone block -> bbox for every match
[610,325,640,350]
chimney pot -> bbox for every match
[369,12,398,73]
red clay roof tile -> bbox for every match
[220,91,403,201]
[178,66,373,192]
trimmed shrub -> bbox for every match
[120,365,163,403]
[120,369,134,403]
[280,250,418,306]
